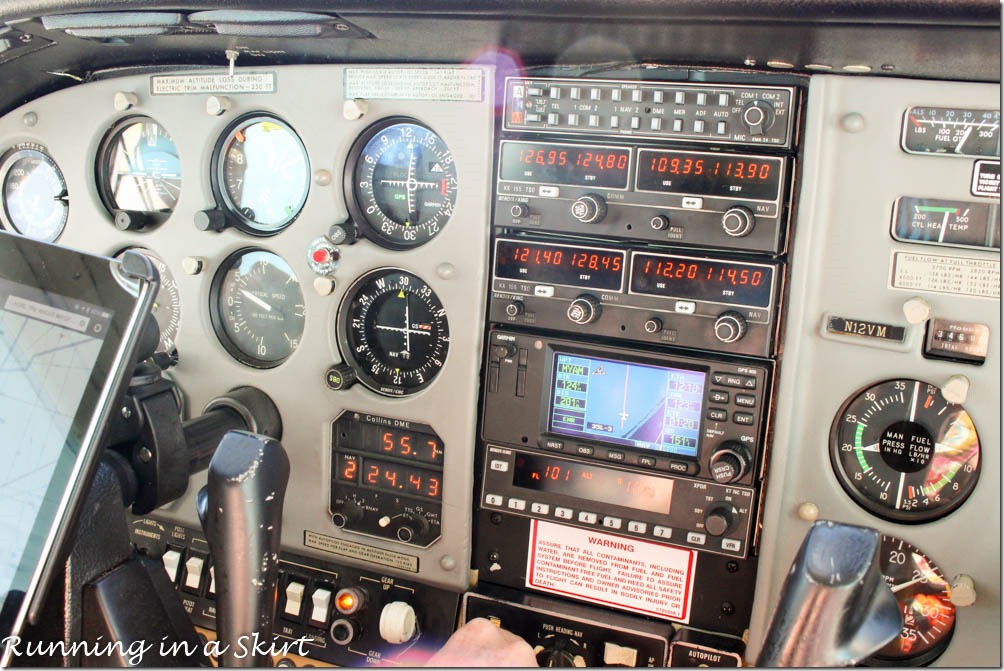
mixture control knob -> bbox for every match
[379,601,418,644]
[710,441,752,483]
[704,503,738,537]
[721,206,756,237]
[325,363,357,391]
[714,311,747,343]
[567,295,601,325]
[741,100,776,135]
[505,300,525,318]
[570,194,607,224]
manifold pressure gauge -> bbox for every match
[337,269,450,396]
[345,118,458,249]
[829,379,980,523]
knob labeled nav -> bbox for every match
[714,311,747,343]
[721,206,755,237]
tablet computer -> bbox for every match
[0,232,158,665]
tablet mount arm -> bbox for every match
[21,326,283,667]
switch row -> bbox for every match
[525,85,731,107]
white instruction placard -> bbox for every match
[526,520,695,622]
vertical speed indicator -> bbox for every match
[345,118,458,249]
[829,379,981,523]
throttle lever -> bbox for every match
[756,520,902,667]
[197,431,289,667]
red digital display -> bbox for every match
[499,141,631,189]
[494,240,625,291]
[337,453,442,500]
[636,149,782,201]
[334,417,444,466]
[630,253,774,308]
[512,453,673,515]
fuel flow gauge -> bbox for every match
[829,379,981,523]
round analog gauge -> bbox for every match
[214,114,309,235]
[865,535,955,666]
[114,247,182,355]
[211,249,305,368]
[830,379,980,523]
[338,269,450,396]
[99,117,181,223]
[0,143,68,241]
[346,118,457,249]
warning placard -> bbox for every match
[526,520,695,622]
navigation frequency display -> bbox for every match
[547,352,705,457]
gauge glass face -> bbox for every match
[830,379,980,522]
[218,116,309,233]
[211,249,305,368]
[114,247,181,354]
[0,145,67,241]
[338,269,450,396]
[866,535,955,666]
[349,120,457,249]
[102,118,181,215]
[902,107,1001,158]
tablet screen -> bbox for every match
[0,233,157,658]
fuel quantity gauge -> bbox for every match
[830,379,981,523]
[902,107,1000,158]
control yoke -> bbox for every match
[198,431,290,667]
[756,520,902,667]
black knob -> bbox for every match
[329,221,359,245]
[741,100,776,135]
[704,503,738,537]
[709,441,752,483]
[649,214,670,230]
[721,206,755,237]
[714,311,747,343]
[331,502,364,528]
[492,342,517,359]
[535,644,586,668]
[505,301,525,317]
[567,295,601,325]
[325,363,357,391]
[644,317,663,334]
[510,203,531,218]
[570,194,607,224]
[194,208,228,232]
[396,514,430,543]
[114,210,153,231]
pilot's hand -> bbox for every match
[424,617,538,667]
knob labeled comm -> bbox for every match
[566,295,601,325]
[709,441,752,483]
[721,206,755,237]
[570,194,607,224]
[713,311,747,344]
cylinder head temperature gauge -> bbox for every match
[864,534,955,667]
[829,379,980,523]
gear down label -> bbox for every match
[526,520,696,622]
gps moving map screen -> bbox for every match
[548,352,705,458]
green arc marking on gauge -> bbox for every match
[854,423,869,471]
[915,205,959,214]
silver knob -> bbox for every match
[570,194,607,224]
[567,295,601,325]
[714,311,747,343]
[722,206,755,237]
